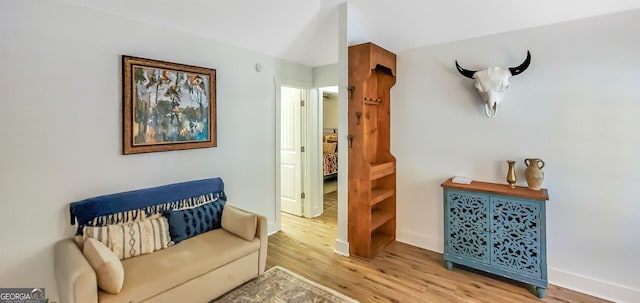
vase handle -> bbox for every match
[538,159,545,169]
[524,158,530,167]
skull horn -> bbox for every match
[455,61,477,79]
[508,51,531,76]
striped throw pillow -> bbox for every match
[147,217,173,251]
[83,225,111,248]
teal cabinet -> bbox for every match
[442,179,549,298]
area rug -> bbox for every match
[212,266,358,303]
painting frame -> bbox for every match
[122,56,216,154]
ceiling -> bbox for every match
[65,0,640,67]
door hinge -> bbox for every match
[301,192,306,199]
[301,146,305,152]
[300,100,305,106]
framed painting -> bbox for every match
[122,56,216,154]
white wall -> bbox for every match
[393,10,640,302]
[313,63,338,88]
[323,94,339,130]
[0,1,312,300]
[313,63,339,130]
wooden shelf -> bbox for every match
[370,161,395,180]
[371,209,394,232]
[371,231,394,253]
[371,187,394,206]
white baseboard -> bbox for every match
[334,239,349,256]
[549,268,640,303]
[268,222,280,236]
[396,229,639,302]
[396,229,443,253]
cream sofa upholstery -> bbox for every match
[55,207,267,303]
[54,178,267,303]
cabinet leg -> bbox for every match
[445,261,453,270]
[535,286,546,298]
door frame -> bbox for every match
[274,78,315,231]
[306,88,323,218]
[311,86,340,219]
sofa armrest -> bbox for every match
[255,214,268,275]
[54,238,98,303]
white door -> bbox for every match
[280,86,303,216]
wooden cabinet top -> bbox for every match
[441,178,549,201]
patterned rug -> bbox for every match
[212,266,358,303]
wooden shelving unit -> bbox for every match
[348,42,397,259]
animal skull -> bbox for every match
[455,51,531,117]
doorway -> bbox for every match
[319,86,339,210]
[277,85,339,233]
[318,86,339,233]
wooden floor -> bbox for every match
[267,191,609,303]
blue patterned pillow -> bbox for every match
[164,200,225,243]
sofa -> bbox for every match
[54,178,267,303]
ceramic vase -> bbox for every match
[506,160,517,188]
[524,158,545,190]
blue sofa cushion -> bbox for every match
[164,200,226,243]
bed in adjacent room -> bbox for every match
[323,133,338,178]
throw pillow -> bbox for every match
[82,225,110,248]
[147,216,173,251]
[81,210,152,250]
[83,238,124,294]
[221,205,257,241]
[108,220,154,260]
[83,217,173,259]
[164,200,225,243]
[74,235,85,251]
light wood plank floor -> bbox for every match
[267,192,609,303]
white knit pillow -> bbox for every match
[108,220,154,260]
[83,217,172,259]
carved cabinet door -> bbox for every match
[489,196,542,278]
[445,190,490,264]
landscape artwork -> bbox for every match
[123,56,216,154]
